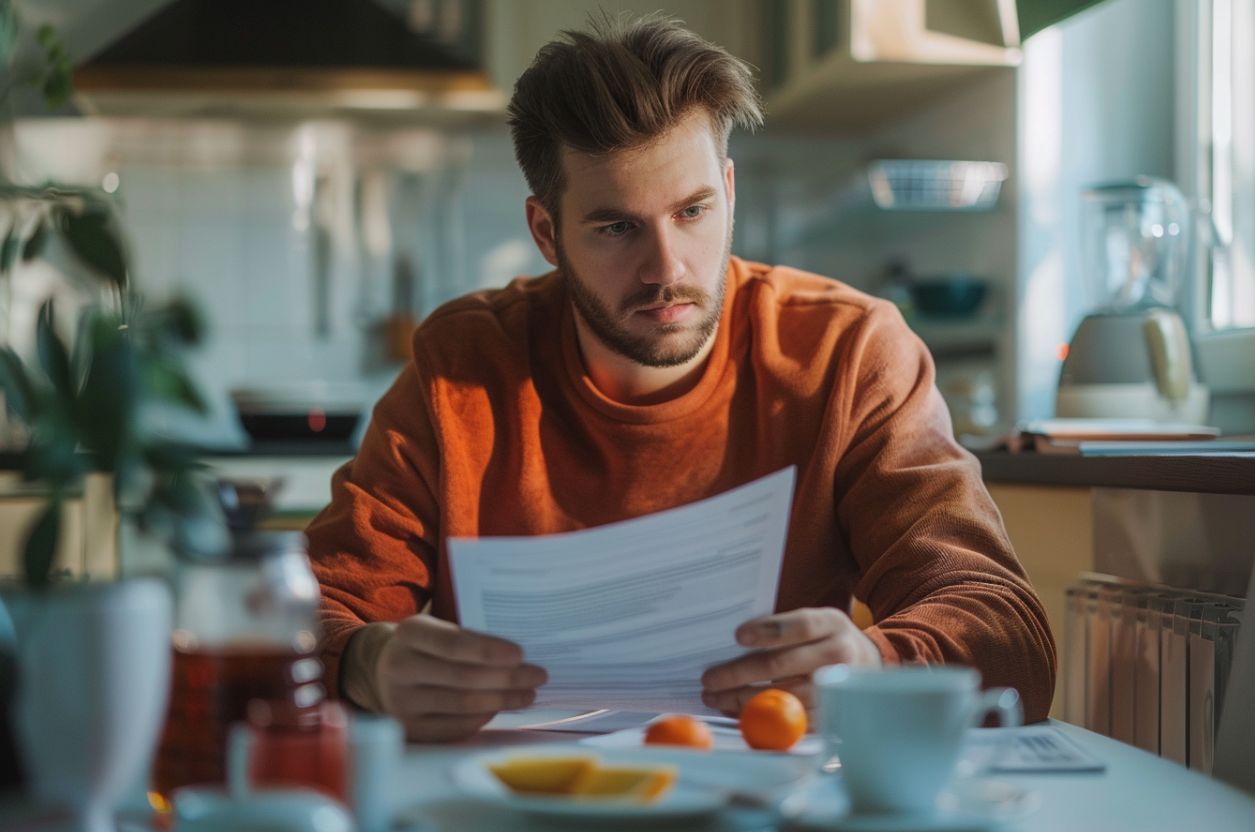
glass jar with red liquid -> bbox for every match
[149,530,324,813]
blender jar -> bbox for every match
[1080,177,1190,312]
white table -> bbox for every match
[4,718,1255,831]
[386,719,1255,831]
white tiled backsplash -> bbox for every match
[95,126,551,447]
[10,80,1018,445]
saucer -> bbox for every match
[786,777,1041,831]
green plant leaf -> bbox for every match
[0,2,17,67]
[23,497,61,590]
[75,324,138,467]
[156,297,206,346]
[145,358,207,414]
[144,441,205,473]
[0,12,13,52]
[158,472,203,515]
[22,221,47,261]
[36,22,55,49]
[0,231,17,273]
[22,432,87,485]
[59,209,127,289]
[0,346,33,421]
[41,63,73,111]
[36,300,73,394]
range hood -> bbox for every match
[73,0,507,120]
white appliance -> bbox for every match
[1055,178,1209,424]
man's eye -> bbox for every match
[680,205,706,219]
[601,221,631,236]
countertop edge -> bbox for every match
[975,451,1255,495]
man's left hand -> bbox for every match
[700,607,882,718]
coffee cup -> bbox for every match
[814,664,1022,816]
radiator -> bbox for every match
[1065,576,1244,773]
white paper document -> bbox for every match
[449,467,795,714]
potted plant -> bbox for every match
[0,290,223,831]
[0,9,225,827]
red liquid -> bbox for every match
[247,702,349,803]
[150,644,325,808]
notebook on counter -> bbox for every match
[964,725,1106,773]
[1013,419,1242,456]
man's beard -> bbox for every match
[557,231,731,369]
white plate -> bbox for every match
[787,777,1041,831]
[451,746,811,821]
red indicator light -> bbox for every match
[1056,342,1070,362]
[308,408,327,432]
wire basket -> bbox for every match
[867,160,1008,211]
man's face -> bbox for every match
[531,110,735,368]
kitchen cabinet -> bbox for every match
[981,452,1255,725]
[482,0,760,97]
[483,0,1019,133]
[760,0,1021,132]
[986,482,1092,721]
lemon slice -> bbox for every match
[487,756,597,794]
[570,764,678,802]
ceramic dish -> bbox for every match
[786,776,1041,831]
[451,745,811,821]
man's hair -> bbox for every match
[507,15,763,217]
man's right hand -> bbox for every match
[344,616,547,743]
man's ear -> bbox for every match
[724,157,736,215]
[526,196,560,268]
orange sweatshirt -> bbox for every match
[306,257,1057,721]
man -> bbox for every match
[307,16,1056,743]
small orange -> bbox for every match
[739,688,808,751]
[643,715,713,750]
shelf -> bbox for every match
[766,55,1013,133]
[761,0,1020,134]
[908,315,1003,360]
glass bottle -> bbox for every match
[149,530,324,813]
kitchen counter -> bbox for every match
[975,450,1255,495]
[198,440,358,458]
[0,440,358,471]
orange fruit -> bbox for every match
[488,756,596,794]
[739,688,807,751]
[643,715,713,750]
[570,764,677,802]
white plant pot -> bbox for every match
[3,578,172,832]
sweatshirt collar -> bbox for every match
[561,256,744,425]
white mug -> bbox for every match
[815,664,1022,816]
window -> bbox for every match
[1198,0,1255,331]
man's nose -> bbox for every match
[640,227,686,286]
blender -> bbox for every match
[1055,177,1210,424]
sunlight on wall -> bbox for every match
[1017,28,1065,421]
[1015,0,1176,420]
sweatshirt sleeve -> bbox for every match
[833,301,1057,722]
[305,361,443,699]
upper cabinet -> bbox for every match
[760,0,1022,133]
[482,0,761,98]
[485,0,1020,134]
[70,0,1021,131]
